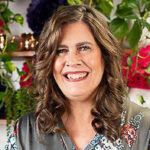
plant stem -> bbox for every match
[89,0,92,6]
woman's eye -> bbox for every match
[56,49,68,55]
[79,45,91,51]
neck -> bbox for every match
[62,100,94,124]
[61,100,96,150]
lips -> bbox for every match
[63,71,89,82]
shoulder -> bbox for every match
[16,112,36,136]
[15,112,37,149]
[126,101,150,120]
[18,112,36,125]
[125,100,150,130]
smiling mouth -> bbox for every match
[63,72,89,82]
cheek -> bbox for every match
[53,58,64,76]
[92,54,104,74]
[53,58,64,72]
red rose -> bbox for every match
[22,62,30,73]
[0,19,4,27]
[0,19,4,33]
[19,62,32,88]
[121,45,150,89]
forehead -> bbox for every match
[59,21,96,45]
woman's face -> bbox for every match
[53,21,104,102]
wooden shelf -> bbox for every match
[8,51,35,57]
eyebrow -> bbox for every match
[76,41,93,47]
[58,41,93,48]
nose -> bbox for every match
[65,50,82,67]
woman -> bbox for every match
[6,5,150,150]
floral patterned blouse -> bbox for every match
[4,102,150,150]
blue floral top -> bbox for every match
[4,109,150,150]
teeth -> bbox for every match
[67,73,87,80]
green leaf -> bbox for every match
[142,0,150,11]
[6,41,18,52]
[143,12,150,20]
[121,0,139,10]
[13,14,24,25]
[0,92,5,106]
[74,0,83,4]
[3,24,11,33]
[0,92,5,100]
[1,8,14,23]
[95,0,113,17]
[127,20,142,50]
[67,0,83,5]
[116,2,139,19]
[67,0,74,5]
[4,78,14,89]
[0,100,4,109]
[0,53,11,62]
[16,68,25,76]
[4,61,16,73]
[145,65,150,73]
[127,56,132,66]
[142,20,150,31]
[147,76,150,85]
[136,94,145,105]
[110,18,128,39]
[0,3,6,12]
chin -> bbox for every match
[65,91,94,101]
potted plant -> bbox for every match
[0,0,35,125]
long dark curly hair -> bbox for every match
[34,5,127,142]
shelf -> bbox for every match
[8,51,35,57]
